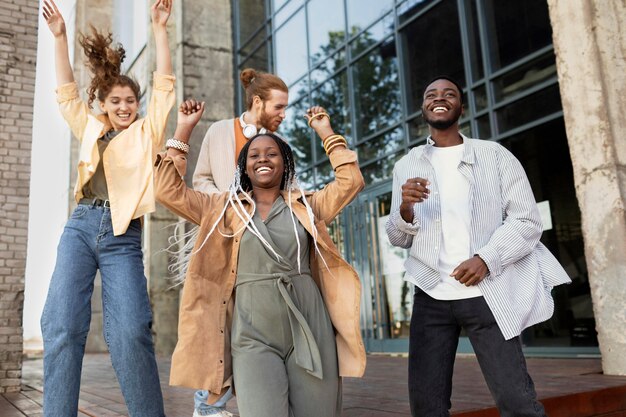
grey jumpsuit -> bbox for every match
[231,197,341,417]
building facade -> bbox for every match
[233,0,599,356]
[0,0,38,393]
[10,0,624,391]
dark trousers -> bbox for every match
[408,289,546,417]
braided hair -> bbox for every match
[237,133,296,192]
[78,26,141,108]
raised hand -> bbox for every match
[177,99,205,129]
[42,0,66,37]
[151,0,172,27]
[305,105,334,140]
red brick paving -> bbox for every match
[1,353,624,416]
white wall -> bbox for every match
[23,0,77,349]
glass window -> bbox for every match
[114,0,147,69]
[500,118,594,348]
[310,71,352,154]
[352,37,401,139]
[347,0,394,33]
[495,84,561,133]
[307,0,346,66]
[350,14,394,58]
[465,0,484,80]
[397,0,438,24]
[401,0,465,114]
[482,0,553,70]
[281,102,313,167]
[239,40,269,73]
[476,114,491,139]
[408,115,429,143]
[275,10,308,86]
[493,53,557,102]
[274,0,304,28]
[272,0,289,12]
[360,151,403,186]
[310,49,346,87]
[472,84,488,112]
[356,127,404,164]
[237,0,268,45]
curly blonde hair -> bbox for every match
[78,26,141,108]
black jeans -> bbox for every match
[408,289,546,417]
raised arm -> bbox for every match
[43,0,74,85]
[155,99,209,225]
[151,0,172,75]
[305,106,364,224]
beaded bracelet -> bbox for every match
[166,138,190,154]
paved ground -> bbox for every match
[2,353,626,416]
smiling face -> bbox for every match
[255,89,288,132]
[99,85,139,130]
[421,79,463,130]
[245,135,286,190]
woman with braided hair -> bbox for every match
[155,101,367,417]
[40,1,175,415]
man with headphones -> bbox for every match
[193,68,288,195]
[190,68,288,417]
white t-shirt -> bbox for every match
[424,143,482,300]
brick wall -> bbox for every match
[0,0,38,393]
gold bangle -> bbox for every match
[323,137,346,153]
[308,112,330,128]
[322,134,344,149]
[326,141,347,155]
[322,133,342,144]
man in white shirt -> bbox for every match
[386,76,570,417]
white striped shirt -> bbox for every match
[386,134,571,339]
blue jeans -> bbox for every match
[195,387,233,414]
[409,289,546,417]
[41,204,165,417]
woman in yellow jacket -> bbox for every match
[156,100,366,417]
[40,1,175,416]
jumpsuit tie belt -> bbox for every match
[235,271,324,379]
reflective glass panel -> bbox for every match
[466,0,484,80]
[356,127,404,164]
[350,13,394,57]
[397,0,437,24]
[307,0,346,66]
[493,53,557,102]
[482,0,552,70]
[495,84,561,133]
[476,114,491,139]
[274,0,304,28]
[275,10,308,86]
[347,0,394,33]
[402,0,465,114]
[360,151,403,185]
[238,0,267,45]
[310,71,352,154]
[240,41,269,73]
[310,49,347,88]
[473,84,487,112]
[500,118,594,348]
[352,37,401,139]
[315,161,333,187]
[281,101,313,166]
[408,115,429,143]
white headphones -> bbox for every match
[239,113,267,139]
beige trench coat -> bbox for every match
[154,148,366,400]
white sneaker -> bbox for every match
[192,409,234,417]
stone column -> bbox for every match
[145,0,236,356]
[547,0,626,375]
[0,0,38,393]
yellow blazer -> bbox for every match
[56,72,175,235]
[154,148,366,399]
